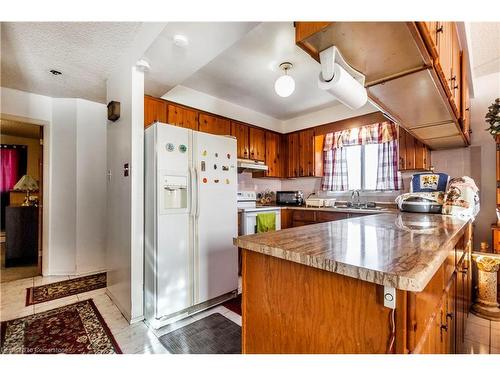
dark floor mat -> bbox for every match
[158,313,241,354]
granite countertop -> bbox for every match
[234,212,470,292]
[271,205,399,214]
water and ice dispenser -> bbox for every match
[162,175,188,210]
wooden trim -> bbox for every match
[38,126,43,275]
[306,112,386,136]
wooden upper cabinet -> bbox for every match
[249,127,266,162]
[286,133,300,178]
[144,96,167,128]
[405,130,416,170]
[298,129,315,177]
[461,61,471,143]
[198,113,231,136]
[230,121,250,159]
[167,103,198,130]
[451,26,462,117]
[436,22,454,97]
[398,127,407,170]
[414,140,426,170]
[419,22,440,59]
[264,131,282,178]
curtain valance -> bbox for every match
[323,121,398,151]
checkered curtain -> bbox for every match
[321,146,349,191]
[376,140,403,190]
[321,121,402,191]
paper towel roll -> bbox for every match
[318,63,368,109]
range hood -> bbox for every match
[237,158,268,173]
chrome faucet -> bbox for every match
[350,189,361,207]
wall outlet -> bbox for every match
[383,286,396,309]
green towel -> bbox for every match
[256,212,276,233]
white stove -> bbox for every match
[237,191,281,234]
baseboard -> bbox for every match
[105,288,144,324]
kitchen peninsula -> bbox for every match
[234,212,473,354]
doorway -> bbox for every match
[0,119,43,282]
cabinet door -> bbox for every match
[424,146,432,170]
[456,266,466,351]
[286,133,300,178]
[230,121,250,159]
[414,140,425,170]
[398,127,407,170]
[249,127,266,161]
[167,104,198,130]
[422,22,440,58]
[451,26,462,116]
[264,131,282,177]
[461,62,471,142]
[436,22,454,96]
[144,96,167,128]
[445,276,457,354]
[299,129,315,177]
[198,113,231,136]
[280,209,293,229]
[405,131,416,170]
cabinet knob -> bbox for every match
[437,25,443,33]
[446,312,453,320]
[440,323,448,332]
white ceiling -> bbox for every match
[1,22,142,103]
[143,22,259,97]
[469,22,500,77]
[178,22,358,120]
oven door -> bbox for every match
[241,209,281,235]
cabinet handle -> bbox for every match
[454,84,459,90]
[451,75,456,81]
[446,312,453,320]
[436,25,443,33]
[440,323,448,332]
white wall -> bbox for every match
[76,99,107,274]
[281,101,377,133]
[469,72,498,250]
[163,85,282,132]
[50,99,78,274]
[1,87,107,275]
[106,66,144,323]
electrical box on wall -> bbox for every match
[107,101,120,122]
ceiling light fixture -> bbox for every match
[274,62,295,98]
[173,34,189,47]
[49,69,62,76]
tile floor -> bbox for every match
[2,274,498,354]
[0,275,241,354]
[459,313,500,354]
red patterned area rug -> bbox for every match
[1,299,121,354]
[26,272,106,306]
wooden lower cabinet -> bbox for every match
[281,208,370,228]
[241,224,472,354]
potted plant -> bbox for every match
[485,98,500,139]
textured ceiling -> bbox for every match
[470,22,500,77]
[1,22,142,103]
[1,119,41,139]
[179,22,355,120]
[143,22,259,97]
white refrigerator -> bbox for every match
[144,122,238,328]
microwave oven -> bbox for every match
[276,191,304,206]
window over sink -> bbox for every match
[321,122,403,192]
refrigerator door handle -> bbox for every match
[188,166,196,217]
[194,168,200,218]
